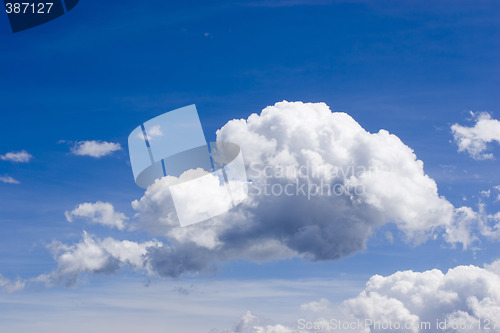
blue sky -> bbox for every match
[1,1,500,332]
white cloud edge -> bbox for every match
[0,175,20,184]
[451,111,500,160]
[215,260,500,333]
[3,101,500,291]
[70,140,122,158]
[65,201,128,230]
[0,150,32,163]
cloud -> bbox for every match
[65,202,129,230]
[70,140,122,158]
[0,175,20,184]
[25,101,492,285]
[0,150,32,163]
[37,232,162,287]
[0,274,25,293]
[227,311,294,333]
[481,190,491,198]
[301,298,331,313]
[485,259,500,275]
[450,203,500,243]
[451,112,500,160]
[343,264,500,332]
[136,124,164,141]
[209,310,299,333]
[478,210,500,241]
[214,262,500,333]
[444,206,479,249]
[129,101,470,278]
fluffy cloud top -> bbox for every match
[0,175,19,184]
[209,311,295,333]
[343,264,500,332]
[218,101,454,239]
[216,262,500,333]
[451,112,500,160]
[65,202,128,230]
[70,140,122,158]
[0,150,32,163]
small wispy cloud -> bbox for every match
[0,274,25,293]
[65,201,128,230]
[136,125,163,141]
[37,232,161,287]
[70,140,122,158]
[0,150,32,163]
[451,112,500,160]
[0,175,20,184]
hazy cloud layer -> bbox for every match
[452,112,500,160]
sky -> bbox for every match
[0,1,499,332]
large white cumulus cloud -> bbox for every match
[130,101,460,277]
[217,101,454,240]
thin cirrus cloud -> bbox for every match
[0,150,32,163]
[70,140,122,158]
[0,175,20,184]
[65,201,129,230]
[0,150,31,185]
[451,112,500,160]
